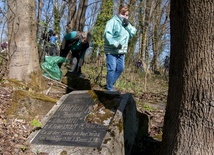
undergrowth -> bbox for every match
[83,61,168,100]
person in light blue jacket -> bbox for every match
[104,5,137,91]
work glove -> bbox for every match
[122,18,129,27]
[117,44,122,49]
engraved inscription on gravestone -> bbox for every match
[31,93,107,147]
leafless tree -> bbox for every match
[67,0,88,31]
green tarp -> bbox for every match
[41,56,67,81]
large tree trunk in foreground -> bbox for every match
[160,1,214,155]
[7,0,40,81]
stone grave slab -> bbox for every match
[31,93,107,147]
[29,91,139,155]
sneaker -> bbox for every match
[104,86,120,94]
[105,89,120,94]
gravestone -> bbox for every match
[29,90,140,155]
[31,93,107,147]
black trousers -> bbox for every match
[58,47,70,68]
[58,47,83,73]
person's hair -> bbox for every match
[82,31,92,42]
[119,5,129,15]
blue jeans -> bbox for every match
[106,54,125,91]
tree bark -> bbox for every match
[7,0,40,81]
[160,1,214,154]
[37,0,44,38]
[67,0,76,32]
[77,0,88,31]
[138,0,155,70]
[67,0,88,31]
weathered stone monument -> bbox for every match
[29,90,140,155]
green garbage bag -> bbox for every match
[41,56,67,81]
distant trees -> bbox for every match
[137,0,170,74]
[160,0,214,154]
[150,0,170,73]
[1,0,171,81]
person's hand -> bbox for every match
[117,44,122,49]
[122,18,129,27]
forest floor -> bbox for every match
[0,65,167,155]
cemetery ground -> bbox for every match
[0,63,168,154]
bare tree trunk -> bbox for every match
[139,0,155,69]
[67,0,77,32]
[7,0,40,81]
[125,1,138,66]
[37,0,45,63]
[151,0,170,74]
[53,0,66,36]
[151,1,161,73]
[77,0,88,31]
[37,0,44,38]
[137,0,155,91]
[151,24,159,72]
[67,0,88,31]
[160,1,214,154]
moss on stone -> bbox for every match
[153,133,162,141]
[7,89,56,121]
[117,119,123,133]
[85,90,122,126]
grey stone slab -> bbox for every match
[29,91,140,155]
[31,93,107,147]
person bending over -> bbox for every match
[59,31,92,75]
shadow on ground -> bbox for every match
[132,110,161,155]
[61,71,91,93]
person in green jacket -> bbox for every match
[104,5,137,91]
[59,31,92,75]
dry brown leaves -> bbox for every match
[0,83,35,154]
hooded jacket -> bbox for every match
[64,31,89,60]
[104,15,137,55]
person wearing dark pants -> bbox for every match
[58,31,92,75]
